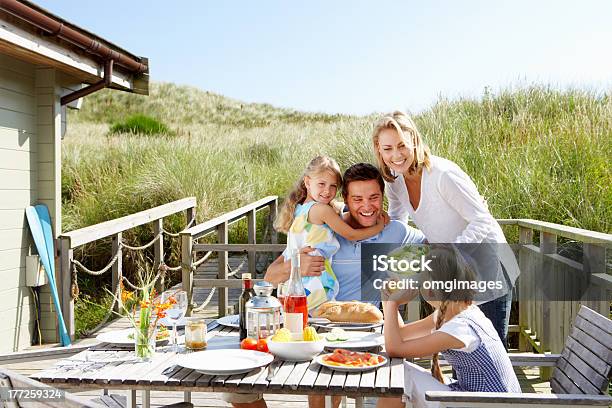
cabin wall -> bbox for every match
[0,53,37,352]
[0,53,79,350]
[35,67,64,344]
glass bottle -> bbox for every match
[239,273,255,340]
[283,250,308,336]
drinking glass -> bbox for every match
[162,290,187,352]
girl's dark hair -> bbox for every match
[341,163,385,199]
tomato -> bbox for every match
[256,338,269,353]
[240,338,258,350]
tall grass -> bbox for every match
[65,82,610,247]
[64,83,610,332]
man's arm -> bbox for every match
[264,247,326,285]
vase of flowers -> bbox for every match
[132,289,165,361]
[110,266,173,361]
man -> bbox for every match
[224,163,424,408]
[266,162,424,299]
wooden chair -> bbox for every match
[91,394,193,408]
[425,305,612,407]
[0,367,105,408]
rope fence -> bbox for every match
[70,218,199,332]
[65,197,278,339]
[69,220,249,327]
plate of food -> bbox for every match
[177,349,273,375]
[323,329,384,350]
[96,327,170,345]
[316,349,387,372]
[310,301,383,331]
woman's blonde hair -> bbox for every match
[372,111,431,182]
[423,245,477,383]
[274,156,342,234]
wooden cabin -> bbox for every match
[0,0,148,352]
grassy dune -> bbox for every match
[65,83,610,335]
[65,82,611,235]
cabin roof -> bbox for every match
[0,0,149,95]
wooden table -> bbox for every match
[31,322,404,408]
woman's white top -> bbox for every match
[386,156,506,243]
[384,155,519,285]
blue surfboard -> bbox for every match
[25,205,71,346]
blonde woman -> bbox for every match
[371,111,519,347]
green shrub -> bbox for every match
[74,293,113,338]
[109,114,172,136]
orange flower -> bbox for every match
[140,300,150,309]
[119,281,135,303]
[121,289,134,303]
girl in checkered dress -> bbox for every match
[378,245,520,408]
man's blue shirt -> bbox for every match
[333,220,425,301]
[281,220,425,301]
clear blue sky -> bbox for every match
[35,0,612,115]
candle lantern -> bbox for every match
[245,281,282,339]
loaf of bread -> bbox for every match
[313,301,383,323]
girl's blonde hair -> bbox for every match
[422,245,477,383]
[274,156,342,234]
[372,111,431,182]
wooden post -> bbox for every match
[153,219,164,293]
[186,206,196,228]
[247,209,256,276]
[181,232,193,316]
[59,237,75,341]
[218,222,229,317]
[111,232,122,314]
[583,243,607,316]
[518,227,532,352]
[182,206,196,316]
[269,199,280,259]
[539,231,557,379]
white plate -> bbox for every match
[323,331,384,350]
[96,328,170,345]
[315,352,387,372]
[216,314,240,328]
[177,349,273,375]
[310,321,383,331]
[157,316,186,327]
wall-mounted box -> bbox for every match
[26,255,48,287]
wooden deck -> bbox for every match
[0,256,552,407]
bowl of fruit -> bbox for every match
[266,327,324,361]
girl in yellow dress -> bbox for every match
[275,156,388,311]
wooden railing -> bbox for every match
[57,193,610,362]
[57,198,197,340]
[498,219,612,377]
[180,196,278,317]
[183,215,610,367]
